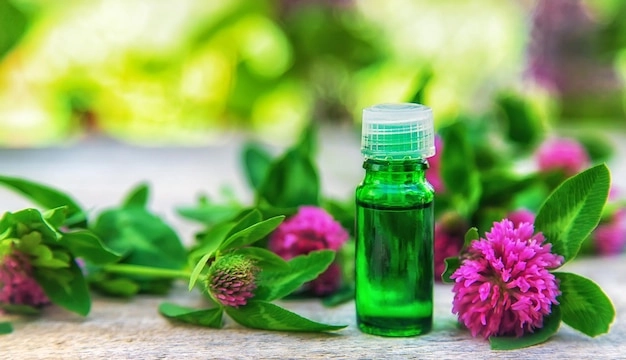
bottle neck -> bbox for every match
[362,158,429,184]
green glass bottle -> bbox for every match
[355,103,436,337]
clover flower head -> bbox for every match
[269,206,349,259]
[536,137,590,176]
[207,255,259,308]
[451,219,563,338]
[0,250,49,310]
[426,135,445,193]
[269,206,349,295]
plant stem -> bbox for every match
[102,264,191,280]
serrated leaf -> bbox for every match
[464,227,479,248]
[441,257,460,283]
[0,176,86,226]
[535,164,610,263]
[242,142,273,191]
[220,216,284,251]
[255,250,335,301]
[489,305,562,350]
[0,322,12,335]
[34,260,91,316]
[159,303,223,328]
[225,300,345,332]
[188,252,212,291]
[61,231,121,266]
[555,272,615,337]
[232,247,289,271]
[123,183,149,208]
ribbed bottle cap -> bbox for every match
[361,103,435,160]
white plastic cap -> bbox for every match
[361,103,435,160]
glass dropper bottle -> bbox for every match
[355,103,436,337]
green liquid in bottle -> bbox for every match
[355,201,434,337]
[356,102,436,337]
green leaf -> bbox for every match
[159,303,223,328]
[11,208,60,242]
[479,171,537,207]
[489,305,562,350]
[577,132,614,163]
[464,227,479,248]
[220,216,284,251]
[188,252,212,291]
[257,148,320,208]
[242,142,273,191]
[43,207,68,229]
[34,260,91,316]
[92,207,187,270]
[496,93,543,148]
[295,122,317,157]
[224,209,263,239]
[535,164,610,262]
[89,276,140,297]
[0,175,86,226]
[255,250,335,301]
[322,284,355,307]
[407,68,432,104]
[123,183,149,208]
[0,321,12,335]
[0,303,40,315]
[441,257,460,283]
[225,300,346,332]
[189,222,233,264]
[555,272,615,337]
[0,0,28,60]
[176,194,242,226]
[231,246,290,271]
[440,122,482,217]
[61,231,120,266]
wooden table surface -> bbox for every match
[0,127,625,359]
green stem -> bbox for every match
[102,264,191,280]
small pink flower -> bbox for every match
[536,137,590,176]
[451,219,563,338]
[594,208,626,256]
[434,213,467,282]
[426,136,445,193]
[207,255,258,308]
[507,209,535,228]
[269,206,349,295]
[0,251,49,310]
[269,206,349,258]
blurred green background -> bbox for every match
[0,0,624,147]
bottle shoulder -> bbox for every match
[356,181,434,206]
